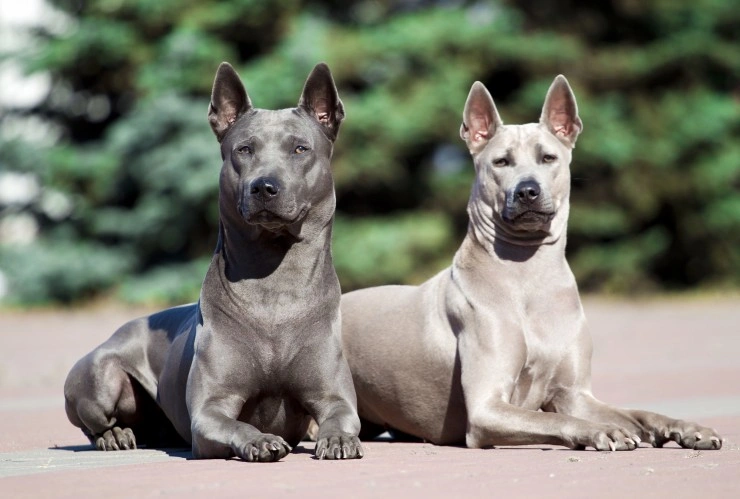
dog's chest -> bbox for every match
[510,345,558,409]
[509,296,583,408]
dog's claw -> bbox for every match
[237,433,291,462]
[315,433,363,460]
[94,427,136,452]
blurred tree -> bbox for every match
[0,0,738,305]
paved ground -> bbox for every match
[1,296,739,498]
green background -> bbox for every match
[1,0,738,305]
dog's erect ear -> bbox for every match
[460,82,503,153]
[298,63,345,141]
[540,75,583,148]
[208,62,252,142]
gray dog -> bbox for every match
[64,62,363,461]
[341,76,722,451]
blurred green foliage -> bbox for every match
[0,0,738,305]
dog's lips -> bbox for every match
[503,210,555,228]
[245,206,308,229]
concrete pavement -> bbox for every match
[1,297,739,497]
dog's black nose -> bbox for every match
[250,177,280,199]
[515,180,540,203]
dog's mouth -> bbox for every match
[502,210,555,229]
[245,206,308,230]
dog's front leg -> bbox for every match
[189,396,292,462]
[464,398,640,450]
[459,333,639,451]
[187,352,292,462]
[300,339,363,460]
[311,401,363,460]
[545,325,723,450]
[553,392,723,450]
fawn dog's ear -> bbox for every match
[460,81,503,154]
[540,75,582,148]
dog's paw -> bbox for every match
[649,420,722,450]
[95,427,137,451]
[315,433,363,460]
[572,424,639,451]
[236,433,292,462]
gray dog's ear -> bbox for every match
[540,75,583,148]
[460,82,503,153]
[208,62,252,142]
[298,63,345,141]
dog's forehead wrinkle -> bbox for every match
[493,124,567,159]
[232,111,315,146]
[249,109,303,128]
[282,133,309,146]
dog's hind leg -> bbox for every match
[64,350,141,450]
[63,318,183,450]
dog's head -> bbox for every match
[460,76,582,244]
[208,62,344,238]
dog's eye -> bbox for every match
[236,145,252,155]
[542,154,557,163]
[295,145,309,154]
[493,158,509,167]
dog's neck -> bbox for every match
[465,191,570,265]
[211,196,336,290]
[453,215,575,310]
[451,182,581,319]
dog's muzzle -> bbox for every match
[502,180,555,229]
[238,177,307,229]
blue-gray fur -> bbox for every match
[64,63,362,462]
